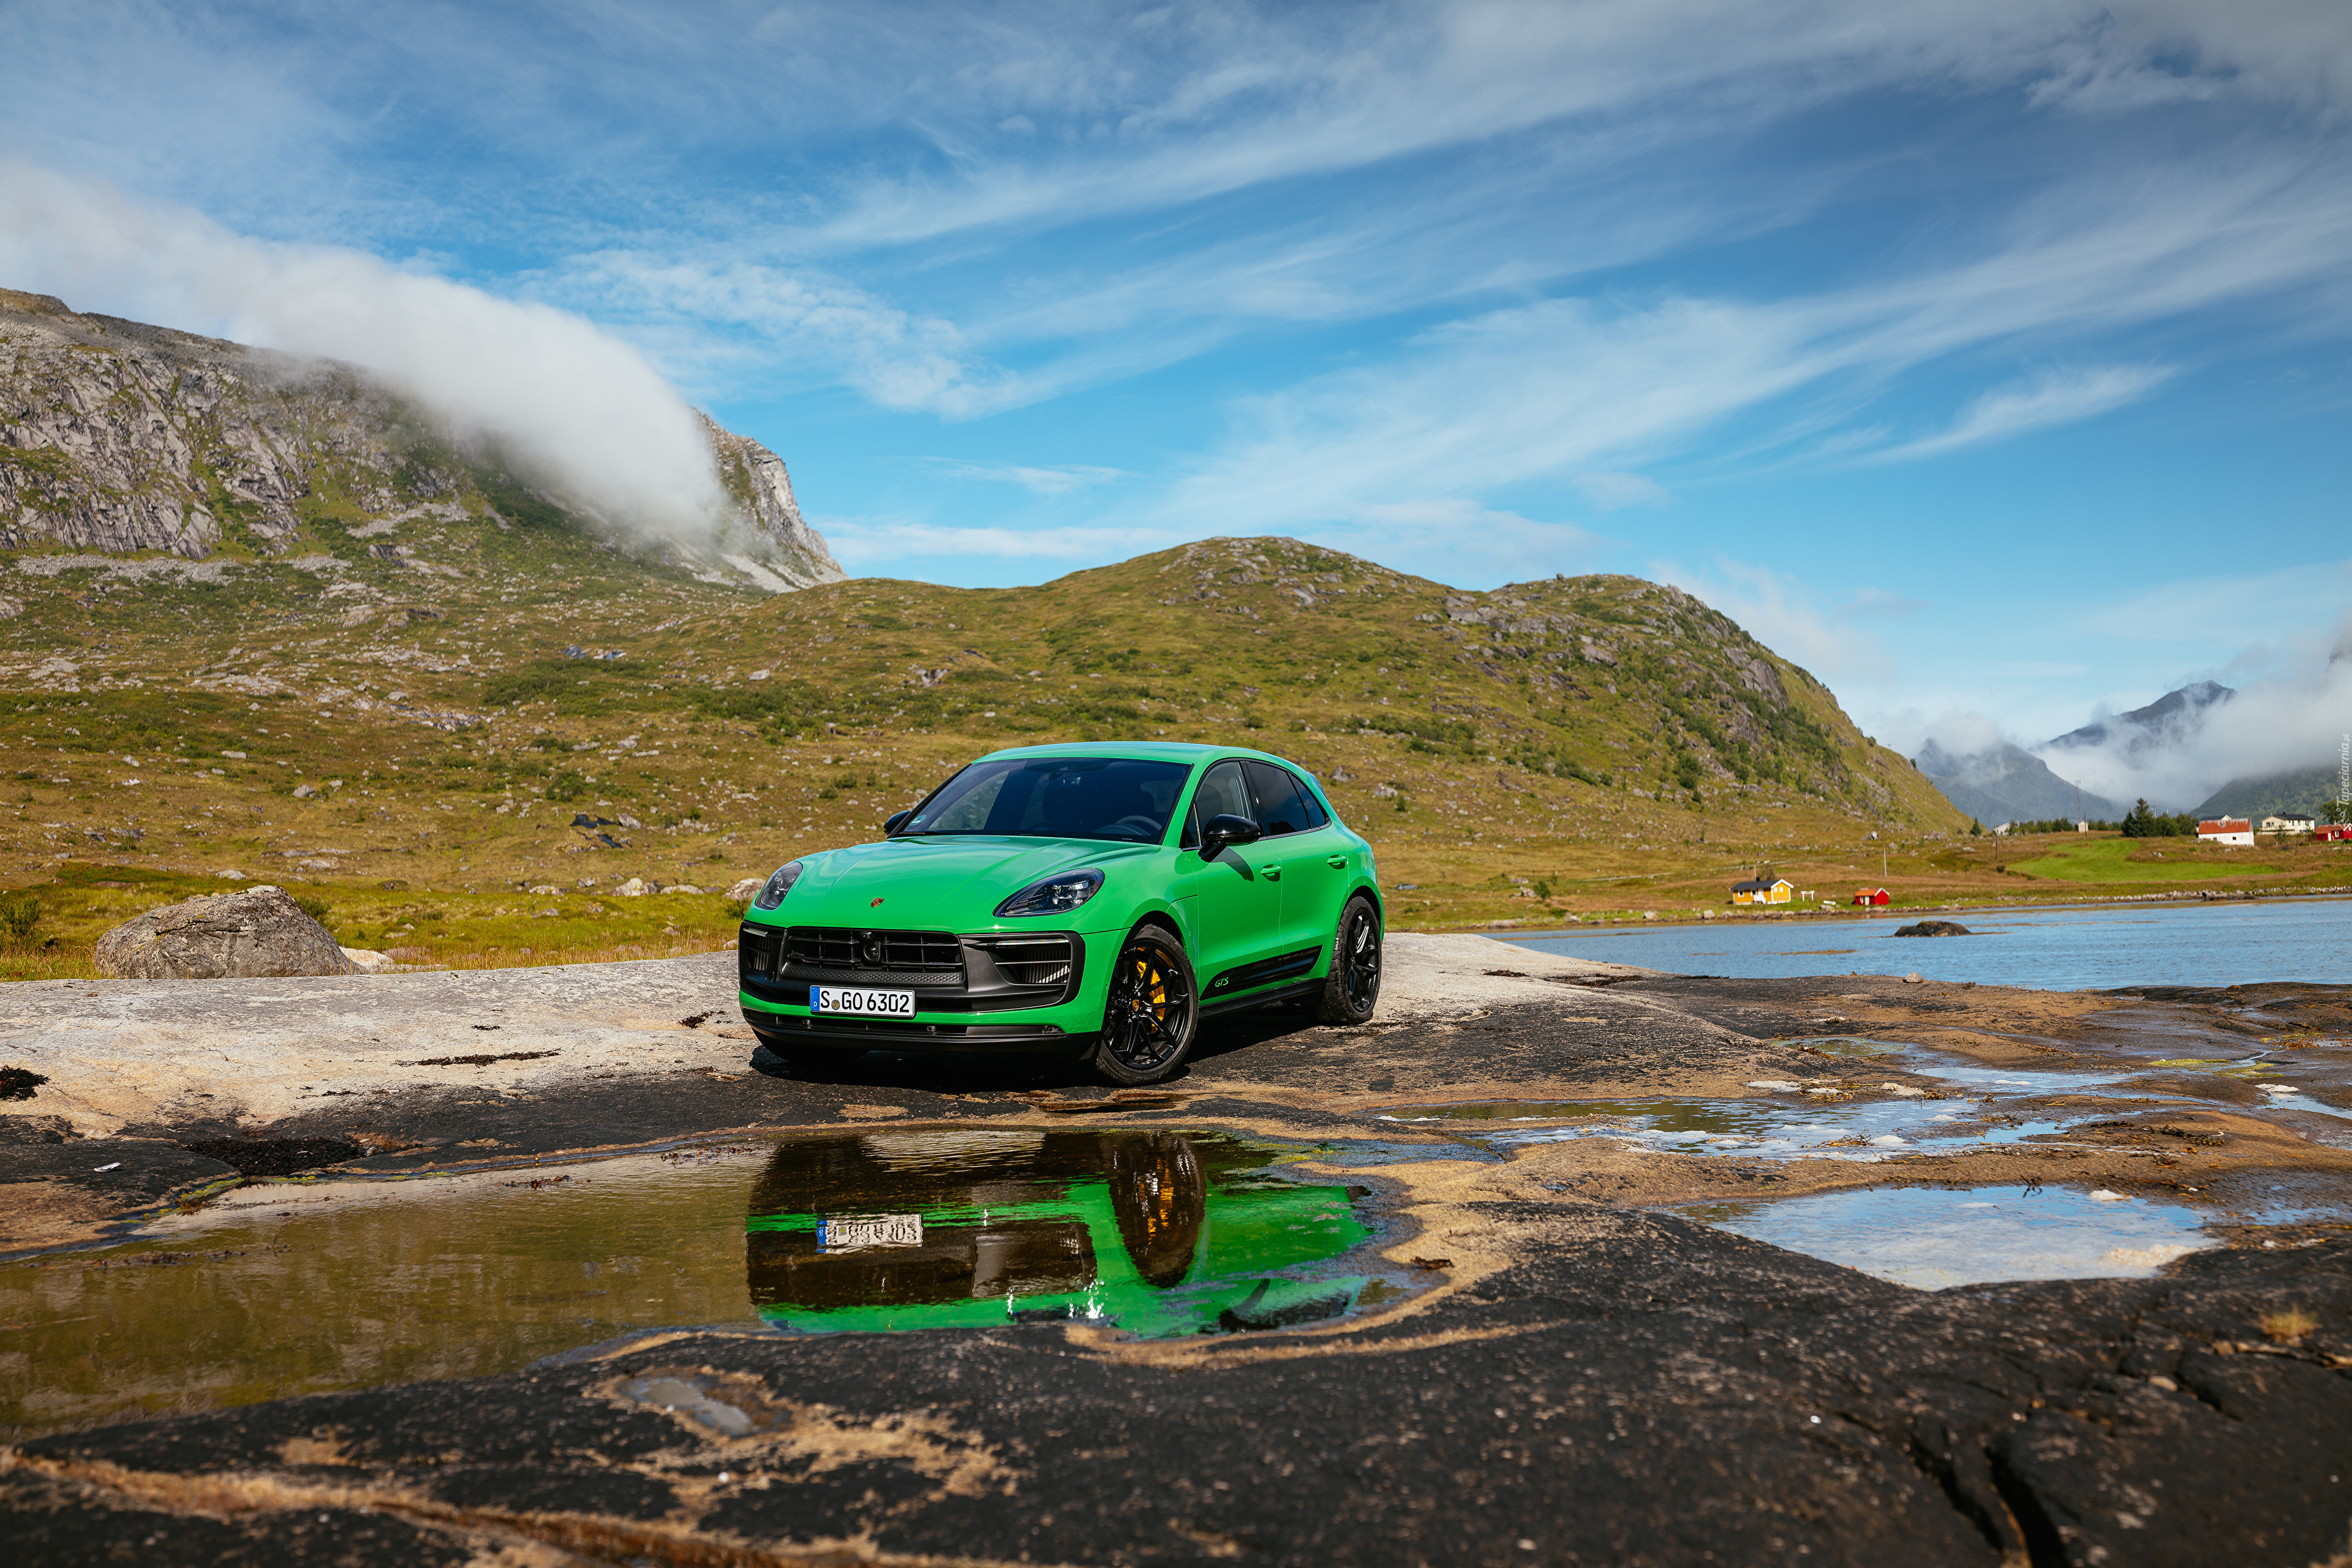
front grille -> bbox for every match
[788,966,963,988]
[786,927,963,971]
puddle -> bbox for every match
[746,1130,1382,1336]
[1900,1057,2139,1097]
[2128,1058,2352,1123]
[1378,1098,2079,1160]
[1674,1185,2215,1289]
[0,1129,1387,1439]
[1787,1036,1906,1058]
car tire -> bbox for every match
[1091,924,1200,1087]
[1314,895,1382,1025]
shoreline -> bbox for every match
[1424,883,2352,937]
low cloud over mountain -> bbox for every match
[1916,622,2352,823]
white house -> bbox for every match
[2197,816,2255,848]
[2261,812,2316,834]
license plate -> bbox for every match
[820,1213,922,1252]
[810,985,916,1017]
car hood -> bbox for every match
[778,835,1160,930]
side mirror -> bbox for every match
[883,810,913,835]
[1201,813,1261,856]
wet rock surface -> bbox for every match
[7,1215,2346,1567]
[4,948,2351,1562]
[1894,919,1973,937]
[91,884,355,980]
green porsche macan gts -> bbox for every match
[736,743,1383,1084]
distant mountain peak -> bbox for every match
[1912,735,2120,825]
[2044,680,2235,755]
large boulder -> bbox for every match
[94,885,356,979]
[1891,919,1973,938]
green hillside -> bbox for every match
[690,535,1954,823]
[2194,764,2346,822]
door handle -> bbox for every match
[1257,865,1281,880]
[1326,854,1348,869]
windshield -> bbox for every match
[901,757,1193,842]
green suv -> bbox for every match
[736,742,1383,1084]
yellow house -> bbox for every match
[1731,877,1795,905]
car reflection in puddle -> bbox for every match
[745,1130,1382,1336]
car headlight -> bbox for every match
[994,868,1103,918]
[752,860,804,911]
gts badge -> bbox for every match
[869,897,885,907]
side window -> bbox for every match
[1295,774,1329,828]
[1243,761,1308,837]
[1185,761,1253,846]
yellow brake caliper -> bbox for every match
[1131,956,1166,1021]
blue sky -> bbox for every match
[3,1,2349,779]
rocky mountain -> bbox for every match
[0,287,842,591]
[2043,680,2234,762]
[1912,737,2121,826]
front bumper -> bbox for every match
[740,1012,1093,1056]
[737,922,1114,1056]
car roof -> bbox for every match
[972,740,1315,773]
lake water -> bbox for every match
[1504,897,2352,990]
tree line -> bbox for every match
[2119,799,2201,837]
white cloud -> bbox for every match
[1141,146,2352,545]
[1336,501,1608,582]
[802,1,2352,251]
[2081,560,2352,646]
[541,252,1023,418]
[1650,556,1891,684]
[2026,627,2352,811]
[0,164,730,546]
[820,517,1188,567]
[1869,364,2176,461]
[1837,587,1930,620]
[927,461,1133,494]
[1917,710,2011,759]
[1575,472,1670,510]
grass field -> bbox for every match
[2002,835,2321,884]
[0,862,741,983]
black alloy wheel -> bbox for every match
[1315,896,1382,1024]
[1093,925,1200,1086]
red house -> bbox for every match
[1853,887,1890,906]
[2318,825,2351,843]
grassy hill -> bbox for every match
[9,516,2348,979]
[2194,763,2346,822]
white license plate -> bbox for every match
[820,1213,922,1251]
[810,985,916,1017]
